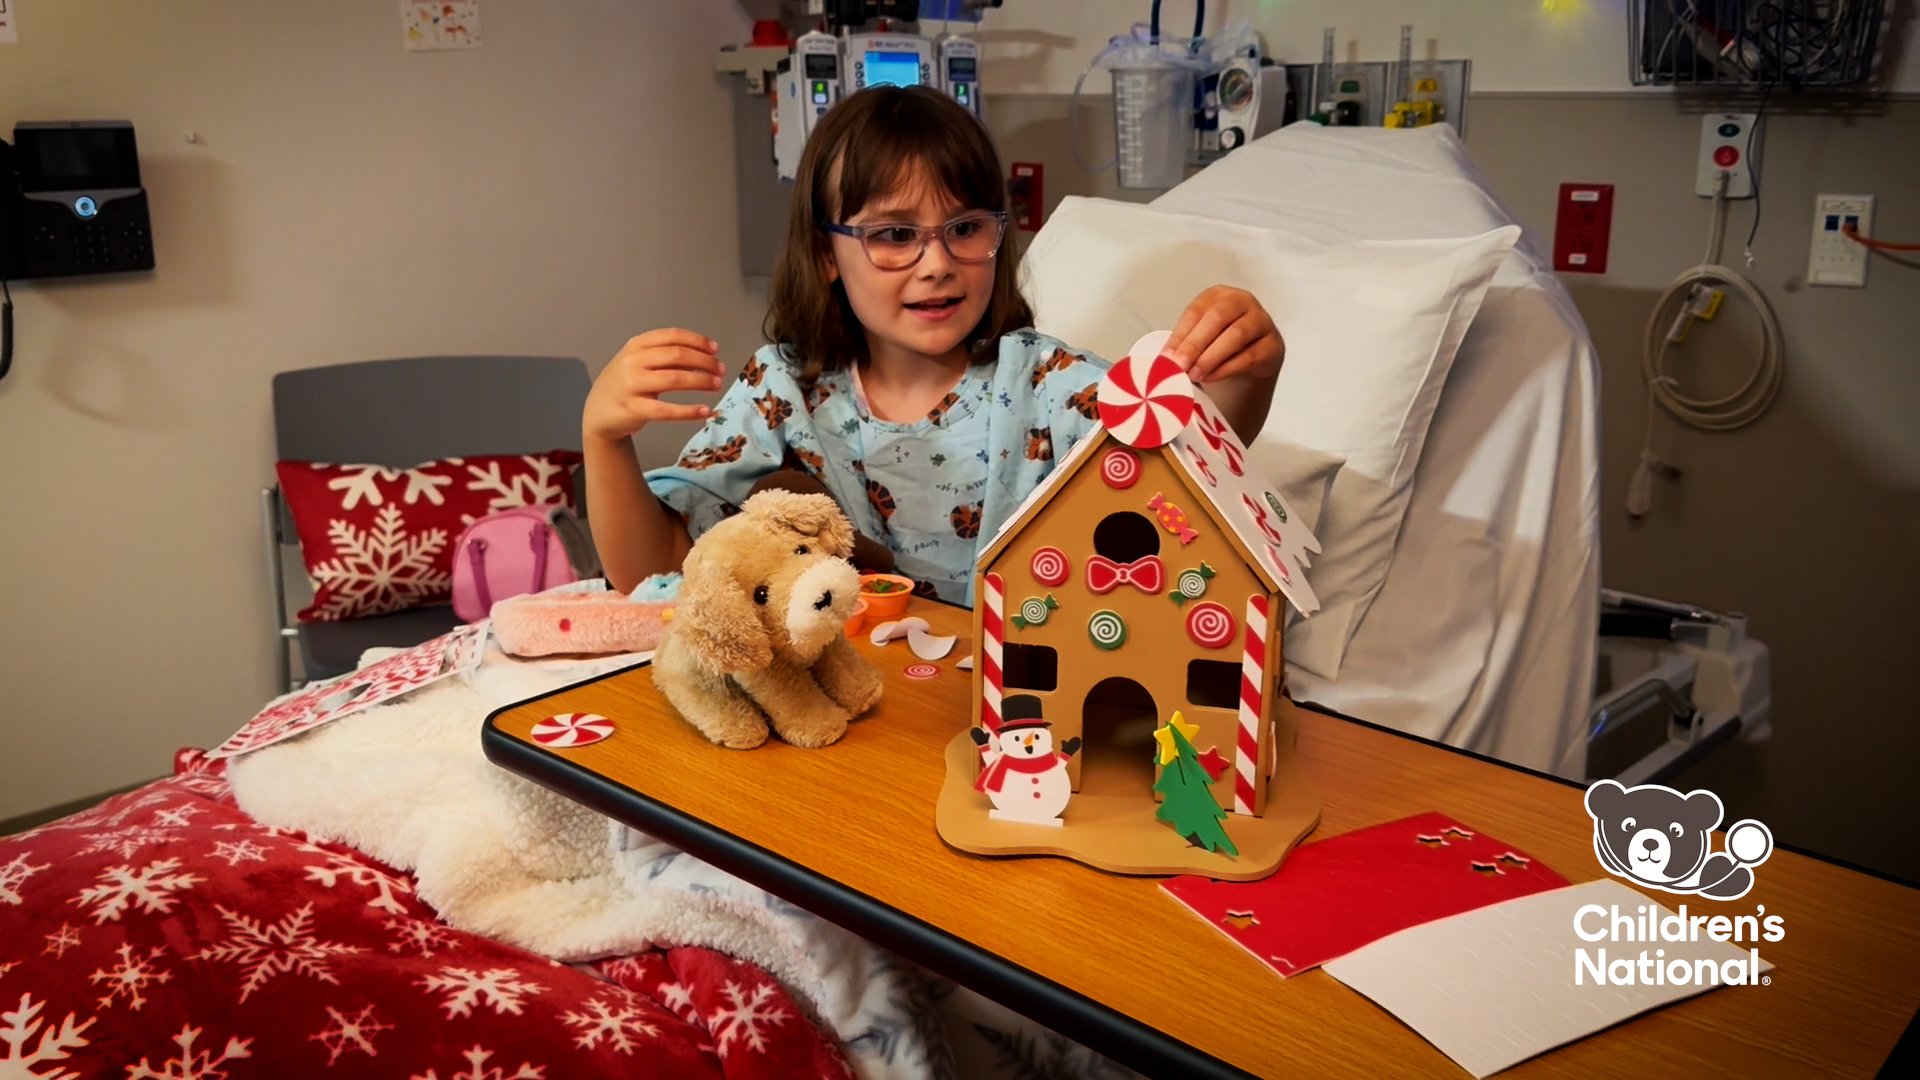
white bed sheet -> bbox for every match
[1151,123,1601,778]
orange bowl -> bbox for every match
[858,573,915,621]
[843,598,870,638]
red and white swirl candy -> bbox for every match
[1097,336,1196,449]
[1101,449,1141,489]
[1030,547,1070,586]
[1185,601,1237,650]
[531,712,616,748]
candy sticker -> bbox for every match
[1030,547,1071,587]
[1185,602,1236,649]
[1013,594,1059,629]
[1170,562,1215,605]
[1147,492,1200,545]
[1242,493,1284,545]
[1264,491,1289,524]
[1097,354,1197,449]
[1101,448,1142,488]
[531,713,615,748]
[1184,444,1217,487]
[1087,609,1128,650]
[905,663,941,680]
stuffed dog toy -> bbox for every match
[653,489,884,749]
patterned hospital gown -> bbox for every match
[645,330,1109,606]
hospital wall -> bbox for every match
[0,2,769,822]
[988,92,1920,882]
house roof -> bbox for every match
[976,341,1322,616]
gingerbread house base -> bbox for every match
[935,717,1321,882]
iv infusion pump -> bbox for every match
[773,30,980,181]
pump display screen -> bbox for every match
[947,57,977,79]
[805,53,837,78]
[864,51,921,88]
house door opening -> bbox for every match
[1079,676,1158,797]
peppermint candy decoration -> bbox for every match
[1087,609,1128,650]
[1097,353,1196,449]
[905,663,941,680]
[1185,602,1237,650]
[1101,448,1141,488]
[1170,562,1215,605]
[1013,594,1059,629]
[1030,547,1070,587]
[531,712,615,748]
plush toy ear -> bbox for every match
[742,489,856,559]
[674,548,773,674]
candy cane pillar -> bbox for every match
[1235,594,1268,816]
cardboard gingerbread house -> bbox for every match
[935,331,1325,879]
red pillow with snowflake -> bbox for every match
[276,451,583,621]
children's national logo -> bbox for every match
[1583,779,1774,900]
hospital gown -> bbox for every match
[645,330,1108,606]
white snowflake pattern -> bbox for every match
[78,828,177,860]
[42,924,82,959]
[385,917,456,959]
[462,456,567,524]
[33,791,170,834]
[653,979,698,1024]
[209,840,269,867]
[0,962,14,981]
[193,903,362,1002]
[171,773,232,799]
[123,1024,252,1080]
[417,967,544,1019]
[88,943,172,1011]
[560,994,660,1054]
[151,806,204,828]
[309,1004,393,1066]
[71,859,203,924]
[0,993,96,1080]
[310,504,451,619]
[0,852,49,906]
[324,463,400,510]
[709,981,789,1059]
[295,841,414,915]
[409,1045,545,1080]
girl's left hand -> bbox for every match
[1163,285,1285,385]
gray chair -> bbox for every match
[264,355,593,692]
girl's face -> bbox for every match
[825,170,998,368]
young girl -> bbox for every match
[582,86,1284,605]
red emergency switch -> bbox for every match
[1553,183,1614,274]
[1713,146,1740,168]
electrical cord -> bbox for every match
[1843,224,1920,252]
[1628,175,1785,520]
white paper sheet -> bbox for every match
[1323,879,1772,1078]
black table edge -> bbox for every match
[482,659,1256,1080]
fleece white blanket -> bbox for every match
[226,645,1134,1080]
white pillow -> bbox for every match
[1021,196,1519,680]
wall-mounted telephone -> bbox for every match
[0,120,156,381]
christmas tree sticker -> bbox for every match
[1152,711,1238,857]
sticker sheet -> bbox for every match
[1162,812,1568,977]
[207,621,487,759]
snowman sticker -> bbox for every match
[971,694,1081,827]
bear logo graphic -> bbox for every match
[1584,779,1775,901]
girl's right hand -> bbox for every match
[583,328,729,442]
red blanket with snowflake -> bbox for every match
[0,757,849,1079]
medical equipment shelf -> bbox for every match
[1629,0,1887,89]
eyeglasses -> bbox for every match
[821,211,1009,271]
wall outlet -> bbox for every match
[1696,113,1758,198]
[1808,193,1874,287]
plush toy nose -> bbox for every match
[1641,837,1659,853]
[813,590,833,611]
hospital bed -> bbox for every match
[1024,121,1771,784]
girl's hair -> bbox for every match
[765,85,1034,383]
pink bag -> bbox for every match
[450,505,597,623]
